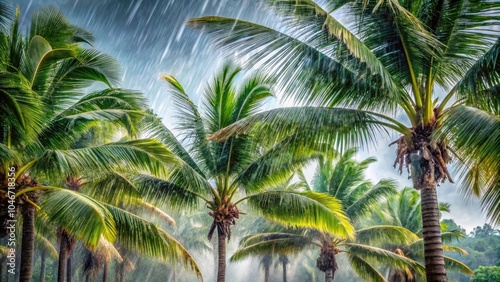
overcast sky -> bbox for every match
[9,0,488,232]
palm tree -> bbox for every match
[370,187,473,281]
[134,63,355,282]
[0,6,201,281]
[231,149,423,282]
[188,1,500,280]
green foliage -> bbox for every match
[472,266,500,282]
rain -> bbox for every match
[2,0,494,281]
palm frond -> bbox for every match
[455,38,500,113]
[436,105,500,222]
[22,35,75,89]
[346,179,398,220]
[40,188,116,247]
[29,6,94,48]
[0,2,11,32]
[0,71,45,142]
[140,113,204,176]
[104,204,203,280]
[234,136,321,193]
[34,233,58,258]
[132,174,204,210]
[45,49,121,109]
[31,139,177,181]
[347,254,387,282]
[355,225,419,246]
[162,74,215,174]
[444,255,473,275]
[242,190,354,238]
[344,243,425,275]
[231,233,312,262]
[208,107,388,152]
[187,16,400,113]
[84,172,142,206]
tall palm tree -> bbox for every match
[0,6,201,281]
[134,63,355,282]
[188,1,500,280]
[231,149,423,282]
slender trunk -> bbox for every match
[67,251,73,282]
[217,228,227,282]
[420,182,446,282]
[58,232,69,282]
[39,251,46,282]
[264,264,270,282]
[20,203,36,282]
[85,274,90,282]
[103,262,108,282]
[213,239,218,281]
[324,268,334,282]
[282,260,287,282]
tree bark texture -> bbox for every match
[420,182,446,282]
[67,251,72,282]
[103,262,108,282]
[217,228,227,282]
[58,232,69,282]
[325,268,334,282]
[20,203,35,282]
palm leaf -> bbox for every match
[187,16,398,113]
[31,139,178,181]
[242,190,354,238]
[436,105,500,222]
[208,107,390,152]
[34,233,59,258]
[104,204,203,280]
[444,255,473,275]
[346,179,398,220]
[355,225,419,246]
[140,113,204,176]
[347,254,387,282]
[40,188,116,247]
[344,243,425,275]
[132,174,204,210]
[231,233,312,263]
[162,74,215,174]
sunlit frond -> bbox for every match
[242,190,354,238]
[355,225,419,246]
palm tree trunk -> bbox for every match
[325,268,334,282]
[282,260,287,282]
[103,261,108,282]
[20,203,36,282]
[217,228,227,282]
[67,251,73,282]
[420,182,446,282]
[264,264,270,282]
[58,232,69,282]
[39,251,46,282]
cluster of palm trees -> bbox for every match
[1,0,499,282]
